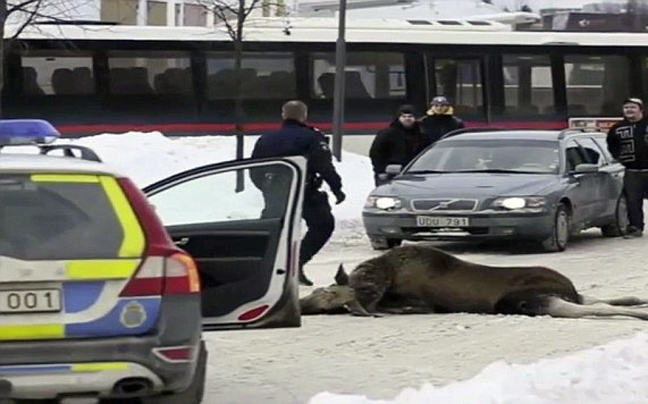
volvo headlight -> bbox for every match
[365,196,403,210]
[492,197,546,210]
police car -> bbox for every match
[0,120,306,403]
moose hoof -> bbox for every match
[344,302,381,317]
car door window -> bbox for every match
[148,163,293,226]
[575,137,606,167]
[591,136,617,164]
[565,139,587,171]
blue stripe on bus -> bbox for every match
[63,281,105,313]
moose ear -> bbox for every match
[334,264,349,285]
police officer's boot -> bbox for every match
[298,266,313,286]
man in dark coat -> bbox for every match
[369,104,431,186]
[419,95,465,143]
[606,97,648,239]
[251,100,346,285]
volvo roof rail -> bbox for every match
[439,127,509,140]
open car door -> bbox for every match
[142,156,305,330]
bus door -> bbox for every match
[423,55,486,122]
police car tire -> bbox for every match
[143,341,207,404]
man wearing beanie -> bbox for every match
[369,104,431,186]
[607,97,648,238]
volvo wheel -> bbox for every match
[541,204,569,252]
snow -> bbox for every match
[46,131,648,404]
[310,331,648,404]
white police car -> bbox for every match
[0,120,306,403]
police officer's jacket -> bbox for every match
[607,117,648,170]
[251,119,343,196]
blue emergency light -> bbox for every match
[0,119,60,146]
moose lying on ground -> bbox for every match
[299,245,648,320]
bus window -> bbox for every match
[310,52,405,100]
[206,52,295,100]
[107,51,193,95]
[564,55,629,116]
[432,59,483,117]
[21,55,95,96]
[502,54,553,116]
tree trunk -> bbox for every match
[0,0,7,118]
[234,1,245,191]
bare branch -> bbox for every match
[6,0,43,39]
[243,0,263,19]
[195,0,287,40]
[6,0,40,16]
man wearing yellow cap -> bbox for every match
[419,95,465,144]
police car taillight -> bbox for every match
[119,253,200,297]
[0,119,60,146]
[115,177,201,297]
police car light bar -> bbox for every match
[0,119,60,146]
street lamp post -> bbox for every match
[331,0,347,162]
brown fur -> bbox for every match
[299,245,648,320]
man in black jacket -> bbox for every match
[606,97,648,238]
[251,100,346,285]
[369,104,431,186]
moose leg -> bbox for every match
[379,306,437,315]
[539,295,648,321]
[347,285,387,317]
[579,295,648,306]
[377,296,437,315]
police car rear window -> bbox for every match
[0,175,125,260]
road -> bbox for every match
[203,230,648,404]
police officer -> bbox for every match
[251,100,346,286]
[607,97,648,239]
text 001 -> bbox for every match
[0,289,61,313]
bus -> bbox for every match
[4,17,644,141]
